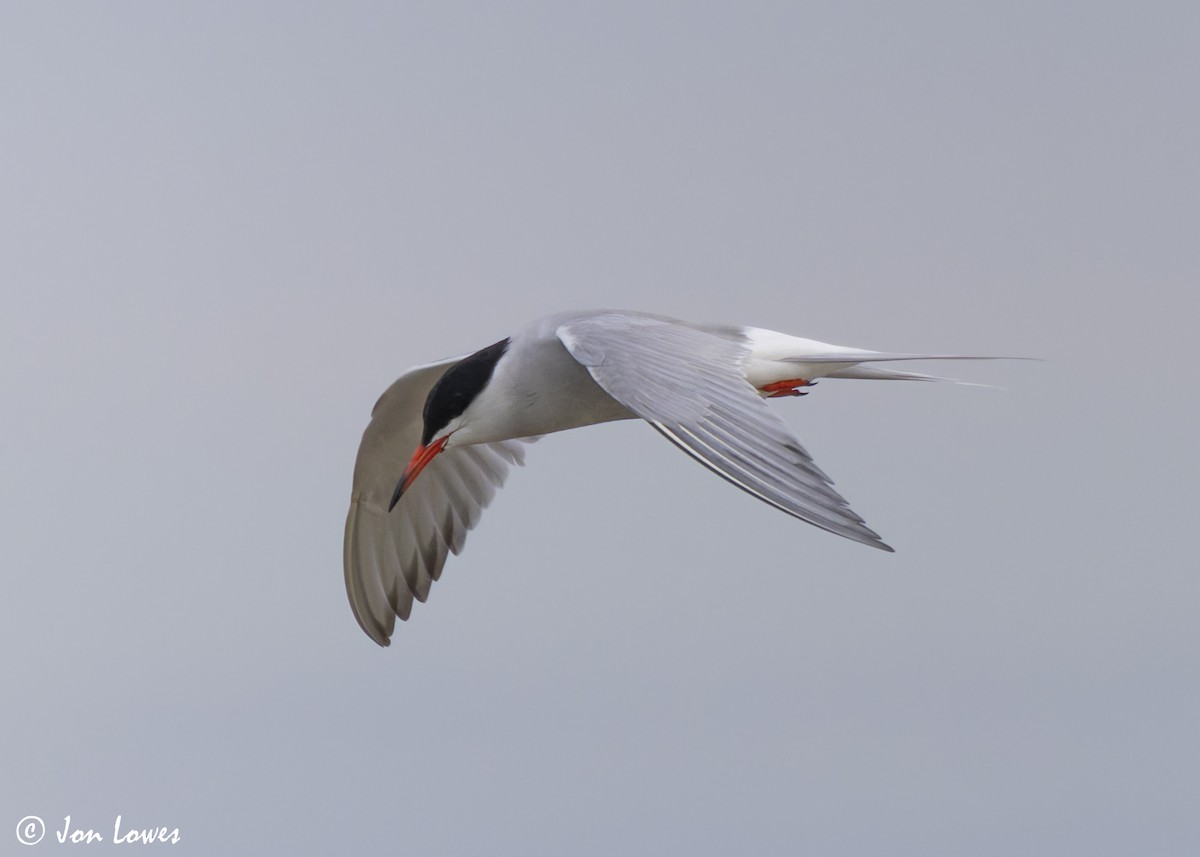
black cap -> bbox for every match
[420,337,511,446]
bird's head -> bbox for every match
[389,337,510,510]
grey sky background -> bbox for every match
[2,2,1197,854]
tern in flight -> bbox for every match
[345,309,995,645]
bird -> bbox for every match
[344,309,995,646]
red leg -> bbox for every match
[759,378,816,398]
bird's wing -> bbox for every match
[556,313,892,551]
[344,357,535,646]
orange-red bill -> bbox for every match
[388,435,449,511]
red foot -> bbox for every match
[760,378,815,398]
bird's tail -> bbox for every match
[826,365,945,381]
[742,328,1017,389]
[777,349,1009,387]
[823,364,997,387]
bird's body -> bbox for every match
[345,309,992,646]
[452,311,637,443]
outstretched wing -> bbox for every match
[556,313,892,551]
[344,358,534,646]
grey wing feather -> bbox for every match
[344,357,534,646]
[557,314,892,551]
